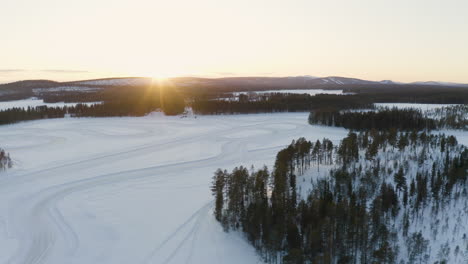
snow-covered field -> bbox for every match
[233,89,347,96]
[0,112,349,264]
[375,103,459,111]
[0,98,102,111]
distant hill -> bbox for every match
[170,76,468,89]
[1,76,467,101]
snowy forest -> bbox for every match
[308,106,468,131]
[211,132,468,263]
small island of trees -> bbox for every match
[0,148,12,170]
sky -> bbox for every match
[1,0,468,83]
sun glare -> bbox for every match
[148,73,170,86]
[152,76,167,82]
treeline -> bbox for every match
[308,108,437,131]
[309,106,468,131]
[430,105,468,130]
[191,90,468,115]
[192,94,373,114]
[0,148,12,170]
[211,132,468,263]
[0,106,67,125]
[0,86,186,125]
[347,85,468,104]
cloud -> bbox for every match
[0,69,89,74]
[214,72,237,76]
[0,69,26,73]
[40,69,90,74]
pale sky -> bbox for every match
[1,0,467,83]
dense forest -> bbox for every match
[211,132,468,263]
[0,148,12,170]
[308,106,468,131]
[1,77,468,126]
[308,108,437,131]
[192,94,373,114]
[191,93,468,115]
[0,86,185,125]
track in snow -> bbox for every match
[0,113,377,263]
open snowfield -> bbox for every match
[234,89,346,96]
[375,102,459,111]
[0,112,350,264]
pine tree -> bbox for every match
[407,232,429,264]
[394,167,407,194]
[211,169,226,222]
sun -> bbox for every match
[149,72,166,80]
[151,76,167,83]
[147,73,170,87]
[148,74,177,91]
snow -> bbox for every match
[0,98,102,111]
[328,77,344,85]
[442,129,468,146]
[0,112,348,264]
[75,78,152,86]
[375,103,459,111]
[291,130,468,263]
[33,86,101,93]
[233,89,345,96]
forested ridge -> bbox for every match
[211,132,468,263]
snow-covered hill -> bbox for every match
[411,81,468,88]
[71,77,152,87]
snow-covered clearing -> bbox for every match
[233,89,347,96]
[375,103,459,111]
[0,98,102,111]
[0,112,348,264]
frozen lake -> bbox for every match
[0,112,467,263]
[0,112,350,264]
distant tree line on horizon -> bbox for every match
[1,82,468,126]
[2,78,468,104]
[308,108,437,131]
[191,91,468,115]
[0,86,185,125]
[192,94,374,114]
[308,106,468,131]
